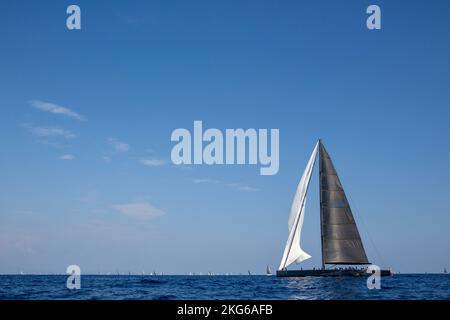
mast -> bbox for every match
[319,139,325,270]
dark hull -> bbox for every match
[276,269,392,277]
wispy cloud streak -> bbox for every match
[140,159,166,167]
[193,179,259,192]
[111,202,165,220]
[107,137,129,152]
[60,154,74,160]
[24,125,76,139]
[193,178,220,184]
[30,100,86,121]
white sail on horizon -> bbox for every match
[266,265,272,275]
[278,141,319,271]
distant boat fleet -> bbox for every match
[109,267,276,276]
[7,266,449,275]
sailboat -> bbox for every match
[277,140,392,277]
[266,265,272,276]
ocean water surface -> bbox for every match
[0,274,449,300]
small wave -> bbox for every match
[140,279,166,285]
[154,294,177,300]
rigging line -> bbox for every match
[346,191,388,268]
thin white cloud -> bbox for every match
[30,100,86,121]
[140,159,166,167]
[102,156,111,163]
[193,179,259,192]
[60,154,74,160]
[106,137,129,152]
[193,178,220,184]
[111,202,165,220]
[236,186,259,192]
[36,139,63,148]
[25,125,76,139]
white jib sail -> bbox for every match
[278,141,319,270]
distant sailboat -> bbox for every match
[248,270,252,276]
[444,268,448,274]
[266,265,272,275]
[277,140,392,277]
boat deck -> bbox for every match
[276,269,392,277]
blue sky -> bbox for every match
[0,0,449,274]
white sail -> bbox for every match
[266,265,272,275]
[278,142,318,270]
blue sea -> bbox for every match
[0,274,449,300]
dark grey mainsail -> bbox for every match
[319,141,369,266]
